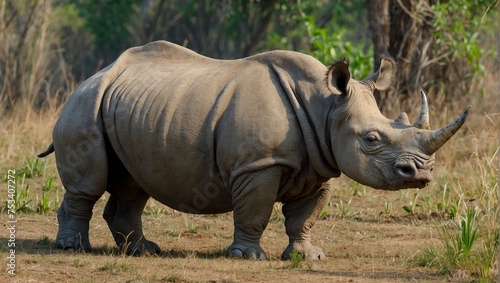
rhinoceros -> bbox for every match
[38,41,469,260]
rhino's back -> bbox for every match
[100,42,306,212]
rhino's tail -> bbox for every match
[37,143,55,158]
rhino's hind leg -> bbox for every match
[56,191,99,251]
[103,179,160,256]
[53,128,108,252]
[281,182,331,260]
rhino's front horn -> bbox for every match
[421,105,471,154]
[413,91,430,130]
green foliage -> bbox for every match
[402,191,420,215]
[476,230,499,279]
[432,0,496,73]
[319,209,331,220]
[455,206,479,259]
[288,249,303,268]
[3,174,33,213]
[64,0,141,61]
[186,224,198,234]
[335,198,352,218]
[435,183,459,219]
[352,182,367,197]
[50,3,85,33]
[42,176,57,191]
[16,157,46,179]
[268,0,372,78]
[36,193,53,214]
[304,21,373,79]
[414,206,498,280]
[428,0,498,100]
[2,158,60,215]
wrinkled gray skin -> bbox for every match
[38,41,469,260]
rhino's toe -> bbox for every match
[243,247,266,260]
[228,248,243,259]
[125,239,161,256]
[281,241,325,261]
[302,246,326,260]
[227,244,267,260]
[56,237,91,252]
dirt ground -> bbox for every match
[1,186,455,283]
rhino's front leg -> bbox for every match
[227,167,282,260]
[281,182,331,260]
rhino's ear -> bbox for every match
[363,58,396,91]
[327,60,351,95]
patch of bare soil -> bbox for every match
[1,194,448,283]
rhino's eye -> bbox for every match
[364,133,380,144]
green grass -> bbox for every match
[16,157,47,179]
[36,192,54,214]
[457,207,479,259]
[1,84,497,281]
[2,158,60,215]
[37,235,51,245]
[414,206,498,280]
[335,198,352,218]
[6,174,33,213]
[402,191,420,215]
[96,259,131,274]
[288,249,302,269]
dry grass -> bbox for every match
[0,1,498,281]
[1,55,499,281]
[1,69,498,281]
[0,16,498,280]
[0,99,61,167]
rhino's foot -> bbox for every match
[118,237,161,256]
[226,243,267,260]
[56,235,91,252]
[281,240,325,261]
[56,205,91,252]
[103,193,160,256]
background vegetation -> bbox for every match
[0,0,498,281]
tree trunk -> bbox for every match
[365,0,391,109]
[366,0,437,113]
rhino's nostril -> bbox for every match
[396,164,415,178]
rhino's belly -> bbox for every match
[144,182,234,214]
[117,150,234,214]
[118,158,232,214]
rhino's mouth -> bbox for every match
[384,172,431,190]
[370,167,430,191]
[374,180,428,191]
[398,180,429,190]
[355,157,433,191]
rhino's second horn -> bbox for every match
[413,91,430,130]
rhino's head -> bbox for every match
[326,59,470,190]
